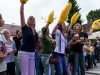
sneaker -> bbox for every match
[89,67,93,69]
[85,69,89,71]
[94,66,97,68]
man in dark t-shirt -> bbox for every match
[71,32,88,53]
[13,30,22,75]
[68,23,89,75]
[94,36,100,62]
[13,36,22,56]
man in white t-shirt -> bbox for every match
[0,13,7,75]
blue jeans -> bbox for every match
[87,54,91,68]
[77,64,80,75]
[65,56,70,75]
[41,54,54,75]
[96,49,100,62]
[54,54,68,75]
[35,52,43,75]
[72,53,85,75]
[14,56,21,75]
[91,53,96,66]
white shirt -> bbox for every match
[83,45,88,56]
[0,34,7,72]
[97,40,100,47]
[54,29,67,54]
[5,45,14,63]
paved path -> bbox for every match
[85,63,100,75]
[42,63,100,75]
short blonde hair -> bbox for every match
[1,29,11,35]
[73,23,82,31]
[27,16,35,26]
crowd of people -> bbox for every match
[0,1,100,75]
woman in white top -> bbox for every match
[52,23,68,75]
[83,42,89,70]
[2,29,16,75]
[0,13,8,75]
[89,40,97,67]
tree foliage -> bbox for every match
[86,9,100,23]
[67,0,83,25]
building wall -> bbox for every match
[10,35,15,40]
[82,23,92,32]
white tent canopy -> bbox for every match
[88,31,100,39]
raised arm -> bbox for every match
[44,23,50,29]
[42,23,50,36]
[68,12,80,32]
[87,19,100,35]
[87,28,93,35]
[68,24,73,32]
[20,3,25,27]
[52,23,61,33]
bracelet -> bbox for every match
[90,27,93,29]
[70,40,73,42]
[57,23,61,26]
[90,27,94,31]
[73,42,76,45]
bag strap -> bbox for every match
[29,27,37,50]
[33,32,39,52]
[59,33,61,52]
[33,34,36,48]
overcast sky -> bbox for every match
[0,0,100,31]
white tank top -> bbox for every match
[5,45,14,63]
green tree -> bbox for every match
[67,0,83,25]
[86,9,100,23]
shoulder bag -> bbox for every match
[49,33,61,64]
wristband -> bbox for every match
[90,27,92,29]
[57,23,62,26]
[73,42,76,45]
[71,39,74,42]
[69,40,73,43]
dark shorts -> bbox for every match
[0,71,6,75]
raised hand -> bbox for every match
[47,11,54,24]
[70,12,80,25]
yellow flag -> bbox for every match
[91,19,100,30]
[20,0,28,4]
[70,12,80,25]
[47,11,54,24]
